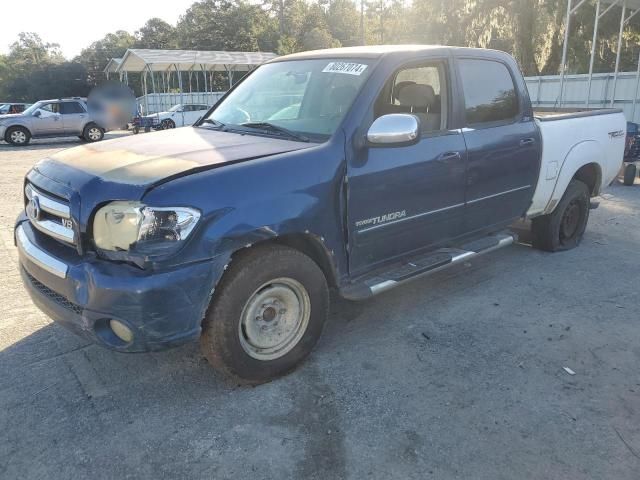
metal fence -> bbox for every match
[525,71,640,122]
[136,92,226,115]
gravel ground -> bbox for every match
[1,134,639,479]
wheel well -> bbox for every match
[573,163,601,196]
[231,233,338,288]
[5,125,30,137]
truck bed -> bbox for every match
[527,108,626,217]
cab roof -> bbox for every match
[269,45,508,62]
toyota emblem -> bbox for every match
[27,195,41,221]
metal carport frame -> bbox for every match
[107,49,278,114]
[558,0,640,112]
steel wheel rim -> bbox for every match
[88,128,101,141]
[10,131,26,143]
[239,277,311,361]
[560,199,581,240]
[163,120,174,129]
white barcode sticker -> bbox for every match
[322,62,368,76]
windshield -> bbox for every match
[202,59,373,141]
[168,104,183,112]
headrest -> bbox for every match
[393,81,415,101]
[397,84,436,108]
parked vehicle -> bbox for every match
[142,103,211,130]
[0,102,31,115]
[0,98,105,146]
[15,46,625,384]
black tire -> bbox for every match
[200,245,329,385]
[83,123,104,142]
[532,179,590,252]
[161,119,175,130]
[623,163,636,186]
[132,126,140,134]
[5,126,31,146]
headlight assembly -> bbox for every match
[93,201,200,257]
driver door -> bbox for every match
[347,60,468,275]
[32,102,64,136]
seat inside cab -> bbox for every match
[374,63,448,133]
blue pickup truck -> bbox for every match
[15,46,624,383]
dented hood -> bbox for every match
[46,127,312,186]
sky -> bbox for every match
[0,0,197,59]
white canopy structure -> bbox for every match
[103,57,122,77]
[559,0,640,116]
[103,48,277,114]
[116,49,277,73]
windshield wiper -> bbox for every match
[200,118,226,130]
[240,122,310,142]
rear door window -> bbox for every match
[60,102,85,114]
[458,59,518,126]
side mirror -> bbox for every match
[33,110,41,118]
[367,113,420,146]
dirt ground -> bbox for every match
[1,134,639,479]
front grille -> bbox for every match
[25,270,83,315]
[25,183,75,246]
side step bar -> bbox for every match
[341,232,516,300]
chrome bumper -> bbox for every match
[16,224,68,278]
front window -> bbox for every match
[168,104,183,112]
[202,59,373,141]
[22,103,44,116]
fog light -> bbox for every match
[109,319,133,343]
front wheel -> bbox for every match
[200,245,329,385]
[161,119,175,130]
[532,179,590,252]
[5,126,31,146]
[83,124,104,142]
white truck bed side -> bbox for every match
[527,110,626,218]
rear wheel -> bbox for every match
[83,124,104,142]
[200,245,329,385]
[532,179,590,252]
[623,163,637,186]
[5,126,31,146]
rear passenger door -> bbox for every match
[60,101,87,134]
[456,57,540,234]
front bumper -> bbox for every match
[15,220,226,352]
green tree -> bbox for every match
[302,27,342,50]
[75,30,136,85]
[176,0,275,51]
[135,18,177,49]
[7,32,63,67]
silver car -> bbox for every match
[0,98,105,146]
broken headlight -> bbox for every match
[93,201,200,256]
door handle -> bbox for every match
[436,151,461,162]
[520,138,535,147]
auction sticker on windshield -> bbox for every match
[322,62,368,75]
